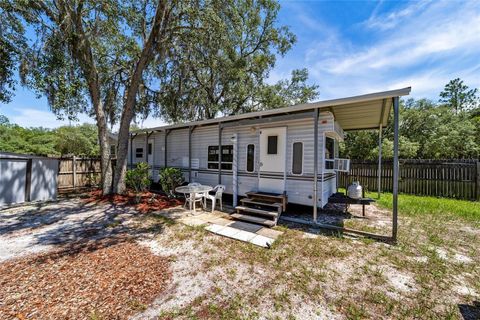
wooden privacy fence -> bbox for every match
[57,157,101,191]
[339,159,480,201]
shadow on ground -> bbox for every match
[0,199,178,260]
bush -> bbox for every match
[125,162,151,200]
[159,167,184,197]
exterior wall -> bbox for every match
[127,110,343,207]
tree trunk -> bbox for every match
[96,102,113,195]
[112,110,134,194]
[112,0,169,194]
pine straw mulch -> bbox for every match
[0,239,171,320]
[81,190,183,214]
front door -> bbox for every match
[258,127,286,193]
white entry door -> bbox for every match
[258,127,286,193]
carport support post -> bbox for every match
[232,133,238,207]
[378,124,383,199]
[392,96,400,242]
[218,123,223,184]
[188,126,194,182]
[313,108,319,222]
[164,129,170,168]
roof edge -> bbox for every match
[132,87,411,134]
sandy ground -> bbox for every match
[1,198,479,319]
[0,199,138,262]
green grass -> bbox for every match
[340,188,480,223]
[374,192,480,224]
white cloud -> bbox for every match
[282,0,480,100]
[9,108,94,128]
[135,116,166,129]
[362,1,433,31]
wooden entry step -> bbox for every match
[233,191,288,227]
[231,213,277,227]
[244,191,288,212]
[239,198,282,213]
[234,206,279,218]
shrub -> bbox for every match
[159,167,184,197]
[125,162,151,201]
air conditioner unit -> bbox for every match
[334,158,350,172]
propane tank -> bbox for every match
[347,181,363,199]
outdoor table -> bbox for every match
[175,185,213,213]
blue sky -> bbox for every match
[1,0,479,128]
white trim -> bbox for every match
[324,134,335,173]
[290,141,304,176]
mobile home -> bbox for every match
[128,87,410,220]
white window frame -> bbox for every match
[291,141,304,175]
[207,145,234,171]
[246,143,256,173]
[324,133,336,172]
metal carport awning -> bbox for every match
[130,87,411,243]
[327,98,392,131]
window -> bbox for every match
[325,137,335,170]
[292,142,303,175]
[267,135,278,154]
[246,144,255,172]
[135,147,143,158]
[110,145,116,156]
[207,145,233,170]
[148,143,153,155]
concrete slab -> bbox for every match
[249,234,275,248]
[215,226,241,238]
[256,228,283,240]
[232,230,257,242]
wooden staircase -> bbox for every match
[233,191,288,227]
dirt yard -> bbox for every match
[0,193,479,319]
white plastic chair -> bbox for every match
[184,182,204,210]
[204,185,225,212]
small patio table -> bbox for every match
[175,185,213,214]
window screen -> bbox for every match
[325,137,335,159]
[135,147,143,158]
[207,146,219,169]
[292,142,303,174]
[207,145,234,170]
[246,144,255,172]
[267,135,278,154]
[325,137,335,170]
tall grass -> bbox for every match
[372,192,480,223]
